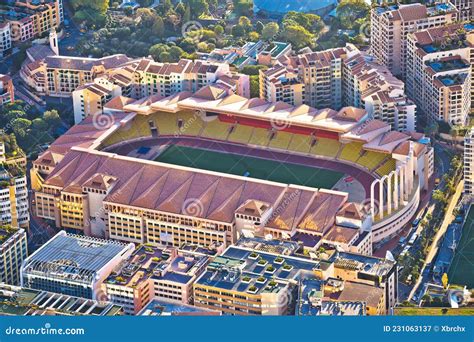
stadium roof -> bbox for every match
[22,231,134,284]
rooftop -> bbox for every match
[105,244,209,287]
[0,284,122,316]
[22,231,134,284]
[196,245,321,295]
[139,299,219,316]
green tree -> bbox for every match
[255,21,264,34]
[214,25,224,36]
[261,22,280,40]
[336,0,370,30]
[11,118,31,138]
[43,110,61,129]
[232,25,245,37]
[233,0,253,17]
[281,24,314,50]
[152,16,165,37]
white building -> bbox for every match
[0,22,12,57]
[21,231,135,300]
[0,227,27,285]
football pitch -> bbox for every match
[448,205,474,288]
[155,145,344,189]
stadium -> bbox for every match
[31,85,433,253]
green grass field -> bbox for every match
[448,205,474,288]
[155,145,343,189]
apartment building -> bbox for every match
[72,78,122,124]
[259,65,305,106]
[0,163,29,228]
[406,23,474,125]
[343,51,416,131]
[262,44,415,131]
[0,74,14,107]
[129,58,247,99]
[0,22,12,57]
[103,245,210,315]
[0,227,27,285]
[464,128,474,198]
[370,2,457,76]
[2,0,63,43]
[193,238,397,315]
[20,52,131,97]
[284,47,346,109]
[21,231,135,300]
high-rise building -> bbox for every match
[342,49,416,131]
[370,2,457,76]
[261,45,415,131]
[0,163,29,228]
[0,227,27,285]
[406,23,474,125]
[464,128,474,198]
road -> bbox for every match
[408,180,464,301]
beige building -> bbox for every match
[72,78,122,124]
[406,23,474,125]
[4,0,63,43]
[343,48,416,132]
[370,2,457,76]
[194,240,397,315]
[103,245,210,315]
[259,65,305,106]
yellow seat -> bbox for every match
[176,111,204,136]
[248,128,270,146]
[357,150,387,170]
[310,138,340,158]
[376,158,397,176]
[201,119,231,140]
[287,134,312,154]
[268,131,293,150]
[228,125,254,144]
[339,142,364,163]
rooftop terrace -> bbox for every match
[106,244,209,287]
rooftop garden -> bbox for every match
[0,225,17,243]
